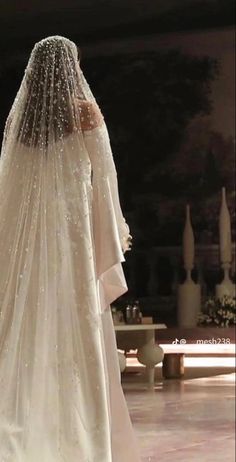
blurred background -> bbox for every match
[0,0,235,324]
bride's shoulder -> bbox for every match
[76,99,104,131]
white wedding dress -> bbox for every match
[0,35,141,461]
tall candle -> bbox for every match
[183,204,194,274]
[219,187,232,264]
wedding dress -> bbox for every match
[0,36,141,462]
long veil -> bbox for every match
[0,36,140,462]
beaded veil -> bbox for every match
[4,36,95,148]
[0,36,139,462]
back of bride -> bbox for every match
[0,36,141,462]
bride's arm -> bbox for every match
[78,100,132,253]
[77,100,104,131]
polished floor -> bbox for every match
[123,366,235,462]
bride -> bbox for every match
[0,35,141,462]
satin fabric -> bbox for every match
[0,124,141,461]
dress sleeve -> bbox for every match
[81,102,131,310]
[82,102,131,253]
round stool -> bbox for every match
[162,353,185,379]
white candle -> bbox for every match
[183,204,194,275]
[219,187,232,264]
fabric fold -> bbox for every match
[83,124,130,312]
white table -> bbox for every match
[114,323,167,386]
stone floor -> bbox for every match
[123,366,235,462]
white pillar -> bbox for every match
[216,187,235,298]
[177,205,201,327]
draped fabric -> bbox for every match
[0,36,141,461]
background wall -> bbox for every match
[81,27,235,248]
